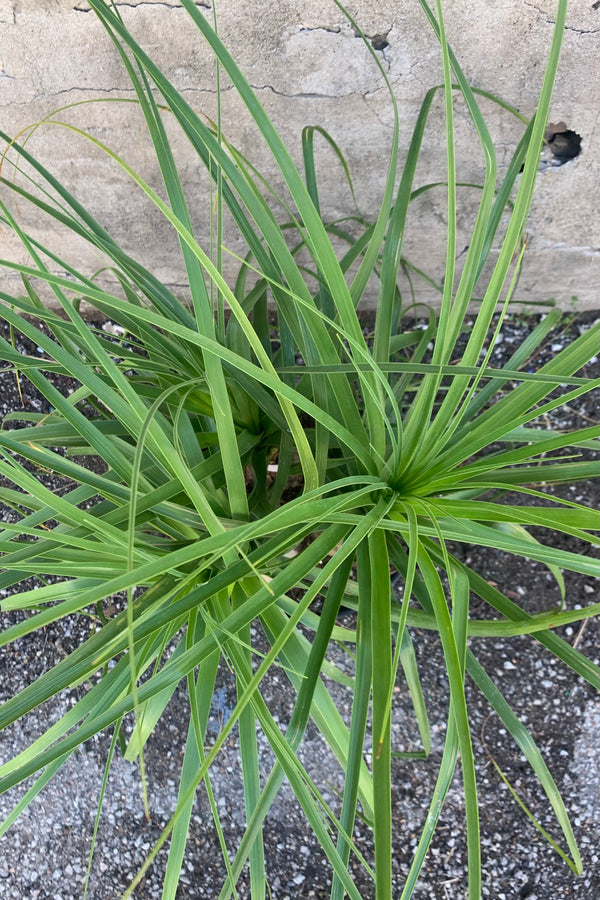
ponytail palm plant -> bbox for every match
[0,0,598,897]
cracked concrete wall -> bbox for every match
[1,0,599,310]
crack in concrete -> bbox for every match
[0,57,15,80]
[250,83,356,101]
[361,92,393,130]
[297,24,343,36]
[74,1,211,11]
[7,81,380,105]
[0,89,133,109]
[46,85,134,96]
[523,1,600,34]
[0,5,16,26]
[0,83,230,109]
[6,80,360,108]
[297,22,393,55]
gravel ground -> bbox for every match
[0,312,598,900]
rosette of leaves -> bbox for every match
[0,1,598,898]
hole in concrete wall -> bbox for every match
[370,33,389,51]
[544,122,582,166]
[353,28,390,51]
[524,123,583,172]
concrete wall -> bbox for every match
[1,0,599,311]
